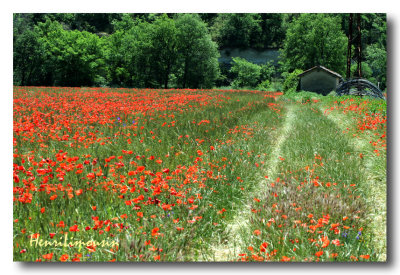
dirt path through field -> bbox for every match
[319,105,386,261]
[208,103,297,261]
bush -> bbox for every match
[230,57,261,89]
[260,61,275,82]
[282,69,303,94]
[256,79,271,91]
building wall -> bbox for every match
[300,71,339,95]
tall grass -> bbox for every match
[13,87,283,261]
[236,102,380,262]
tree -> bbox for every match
[175,14,220,88]
[259,14,285,48]
[13,28,46,85]
[104,14,140,86]
[211,13,262,49]
[281,14,347,76]
[365,43,386,89]
[111,13,137,33]
[35,19,105,87]
[121,20,153,87]
[359,14,386,89]
[104,30,129,86]
[105,14,216,89]
[148,14,178,88]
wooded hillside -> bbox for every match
[13,13,386,89]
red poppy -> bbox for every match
[42,253,53,260]
[69,225,79,232]
[49,194,57,200]
[59,254,69,262]
[151,227,159,236]
[281,256,291,262]
[315,251,323,257]
[162,168,170,173]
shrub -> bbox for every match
[256,79,271,91]
[230,57,261,89]
[282,69,303,94]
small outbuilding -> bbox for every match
[297,65,343,95]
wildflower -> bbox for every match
[315,251,323,257]
[350,255,358,261]
[281,256,291,262]
[69,225,79,232]
[260,242,268,252]
[42,253,53,260]
[331,239,341,246]
[360,255,370,260]
[320,236,330,248]
[59,254,69,262]
[151,227,160,236]
[217,208,226,214]
[87,245,96,253]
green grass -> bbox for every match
[13,87,386,262]
[13,87,283,261]
[233,101,384,262]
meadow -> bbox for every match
[13,86,386,262]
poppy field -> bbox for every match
[12,87,386,262]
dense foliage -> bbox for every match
[281,14,347,76]
[230,57,261,88]
[13,13,386,90]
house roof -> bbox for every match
[298,65,343,79]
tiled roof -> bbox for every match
[298,65,343,79]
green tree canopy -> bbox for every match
[281,14,347,76]
[13,28,46,86]
[211,13,262,49]
[13,13,386,89]
[174,14,220,88]
[365,43,386,89]
[148,14,178,88]
[35,19,105,86]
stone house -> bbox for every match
[297,65,343,95]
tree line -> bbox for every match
[13,13,387,90]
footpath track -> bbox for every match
[319,105,386,261]
[208,101,383,261]
[210,103,295,261]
